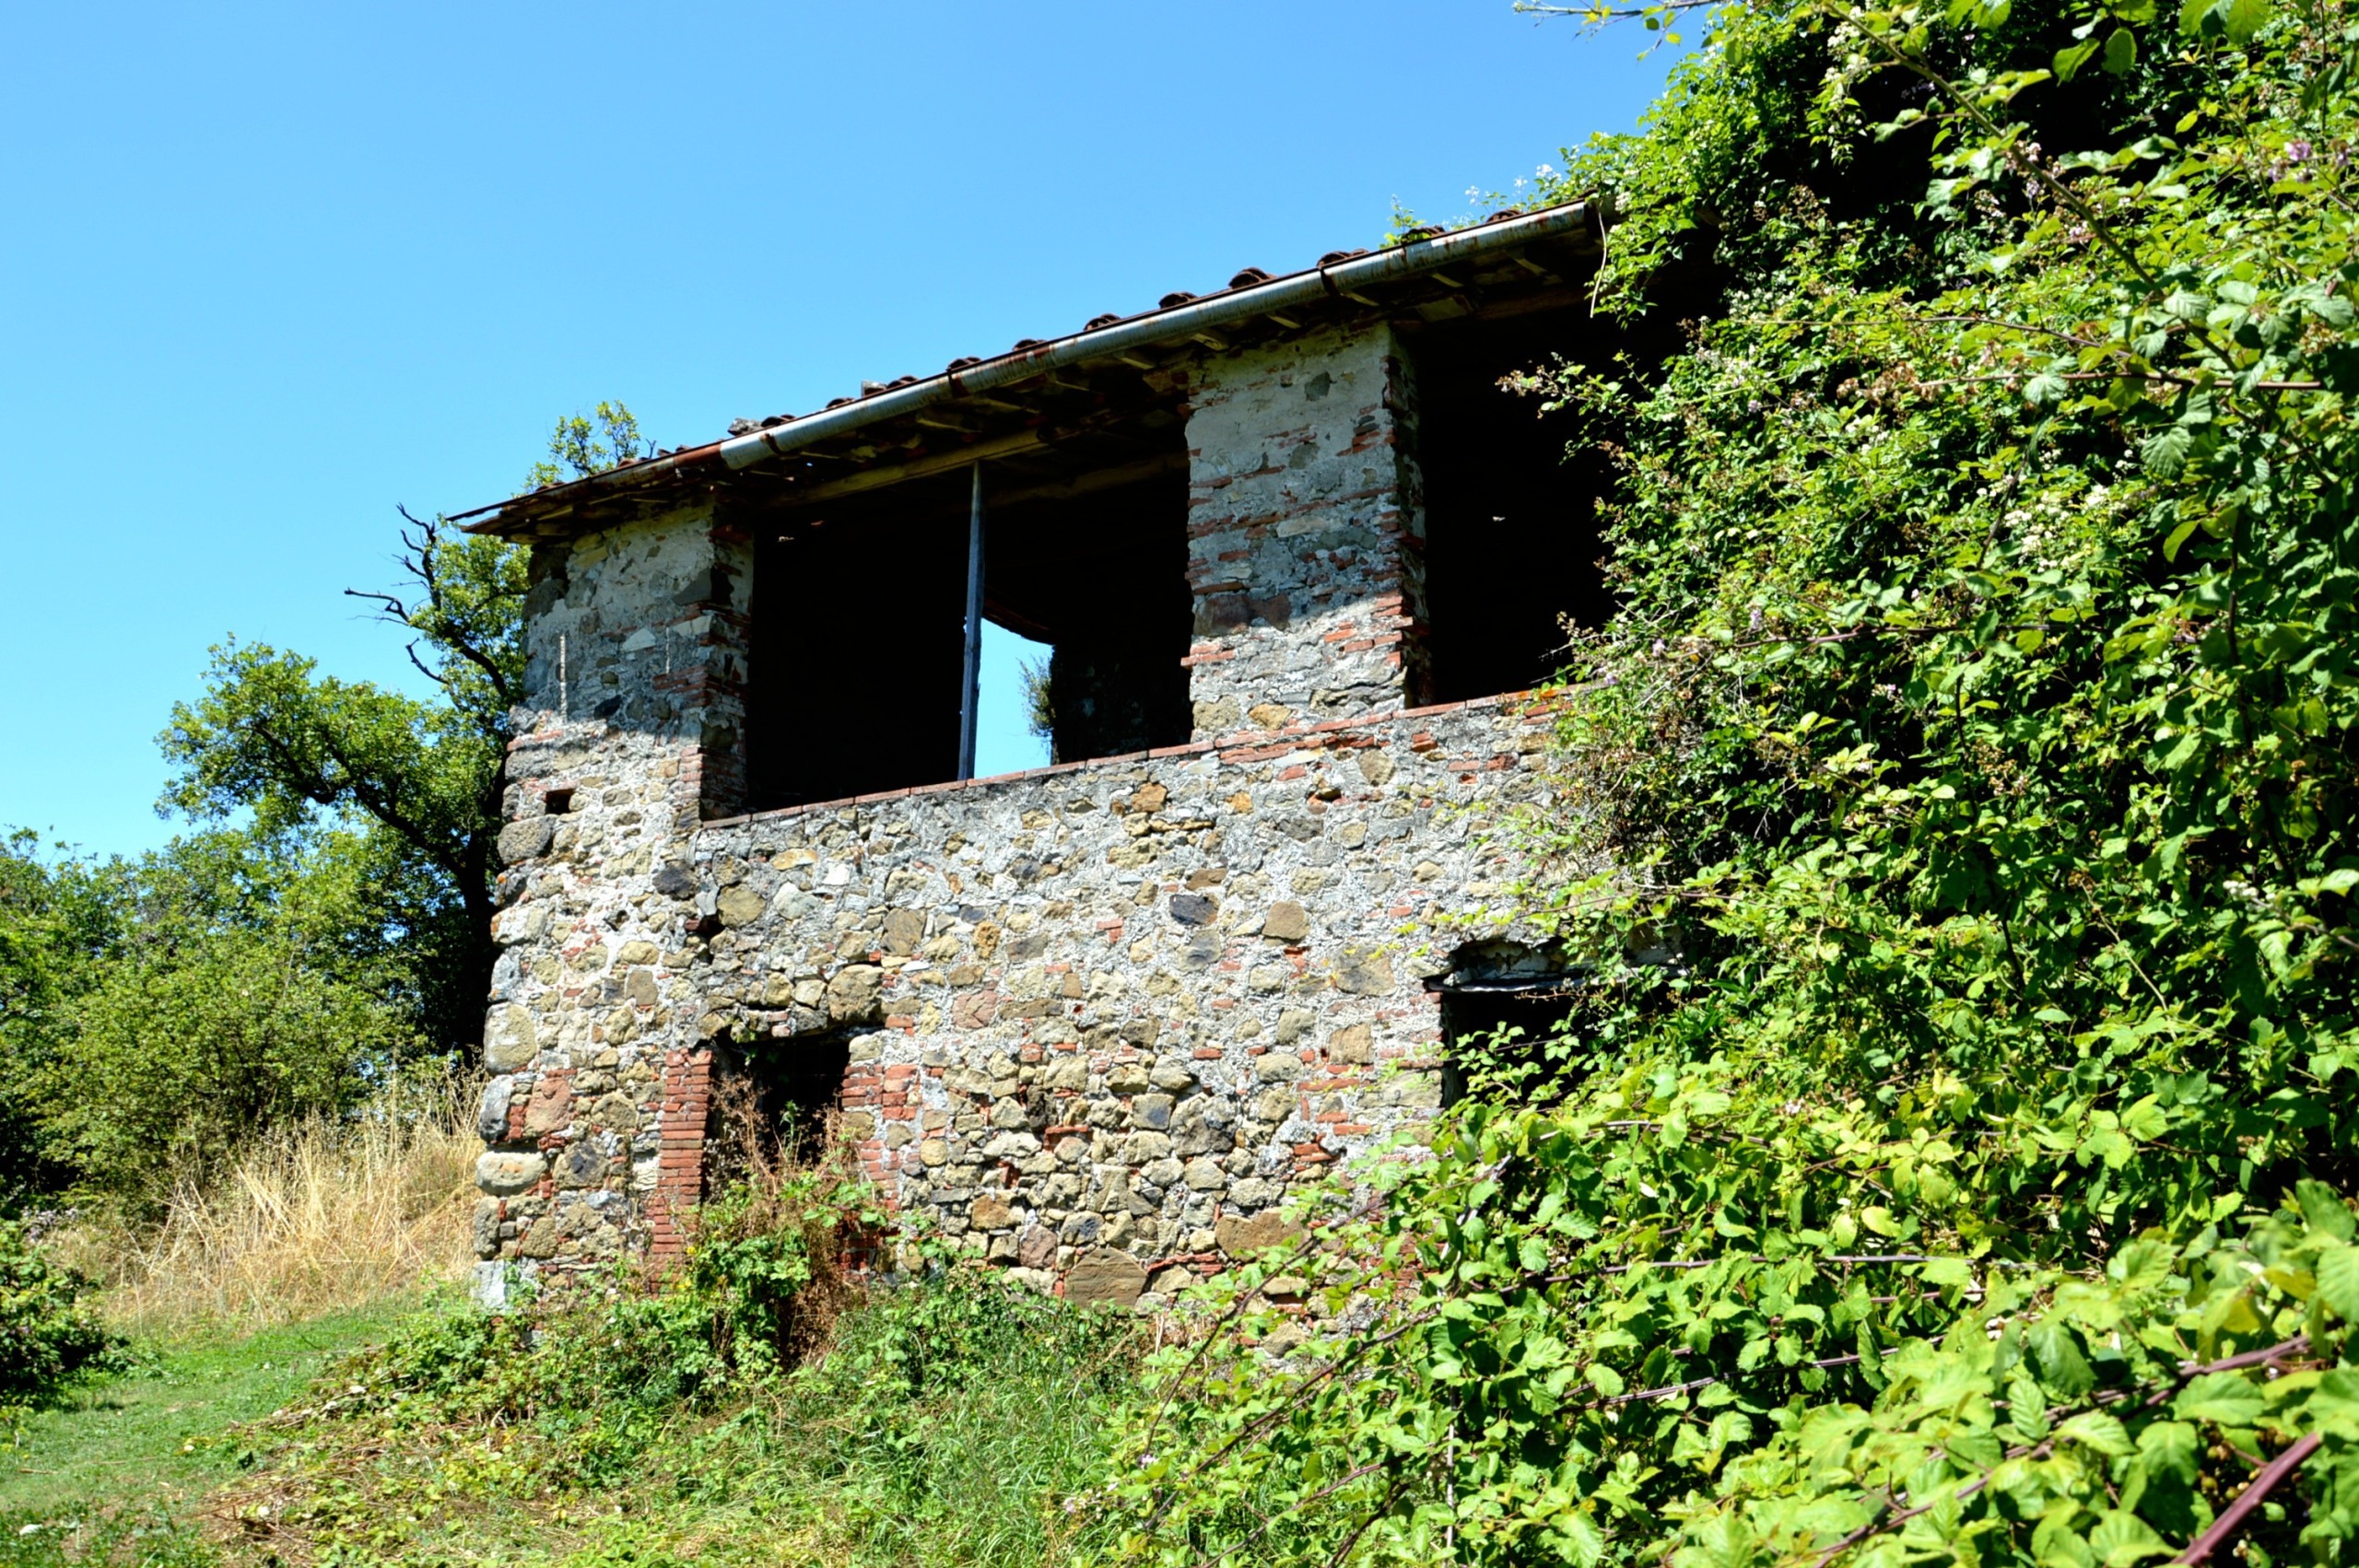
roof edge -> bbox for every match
[459,200,1591,533]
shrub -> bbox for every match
[0,1222,120,1402]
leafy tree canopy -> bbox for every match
[1100,2,2359,1564]
[157,403,644,1052]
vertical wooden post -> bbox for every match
[957,462,985,780]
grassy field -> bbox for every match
[0,1300,419,1567]
[197,1277,1141,1568]
[0,1108,1142,1568]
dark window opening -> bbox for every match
[745,425,1191,812]
[987,463,1193,766]
[746,472,972,809]
[707,1030,856,1188]
[1408,303,1637,704]
[1432,942,1583,1106]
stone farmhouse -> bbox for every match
[459,198,1629,1308]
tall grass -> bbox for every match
[54,1089,478,1338]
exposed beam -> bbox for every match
[980,595,1055,645]
[778,428,1049,507]
[981,449,1188,510]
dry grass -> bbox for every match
[54,1090,480,1338]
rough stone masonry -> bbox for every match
[474,319,1565,1309]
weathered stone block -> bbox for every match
[1262,901,1309,942]
[716,884,766,928]
[1335,948,1393,995]
[1064,1246,1148,1307]
[555,1141,605,1188]
[1168,893,1217,927]
[522,1075,573,1136]
[1215,1212,1301,1260]
[475,1151,546,1196]
[484,1004,538,1073]
[476,1077,514,1142]
[498,817,555,866]
[881,908,925,955]
[826,965,884,1021]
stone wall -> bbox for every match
[481,693,1551,1303]
[474,325,1556,1305]
[475,508,750,1267]
[1182,325,1428,738]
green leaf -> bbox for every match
[2030,1320,2096,1398]
[2056,37,2103,78]
[2224,0,2270,41]
[2103,26,2139,73]
[2176,1372,2267,1426]
[2300,1179,2355,1242]
[2137,1421,2200,1481]
[2317,1246,2359,1320]
[2090,1509,2171,1567]
[2059,1410,2134,1456]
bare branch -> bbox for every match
[2175,1432,2321,1564]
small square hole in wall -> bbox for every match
[542,788,575,815]
[1432,942,1584,1106]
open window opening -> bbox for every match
[984,460,1192,766]
[1408,304,1630,705]
[1430,941,1584,1106]
[706,1030,857,1189]
[978,620,1055,777]
[744,423,1191,812]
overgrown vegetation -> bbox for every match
[51,1088,478,1339]
[0,1223,120,1405]
[1097,2,2359,1564]
[214,1149,1142,1568]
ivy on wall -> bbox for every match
[1090,2,2359,1563]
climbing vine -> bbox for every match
[1092,1,2359,1563]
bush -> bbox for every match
[0,1222,120,1402]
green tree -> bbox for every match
[159,403,649,1053]
[523,400,652,493]
[39,829,417,1205]
[0,834,111,1199]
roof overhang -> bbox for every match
[459,199,1600,541]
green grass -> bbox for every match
[205,1276,1144,1568]
[0,1298,421,1566]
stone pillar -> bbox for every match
[473,505,754,1283]
[1181,324,1427,737]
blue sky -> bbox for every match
[0,2,1683,859]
